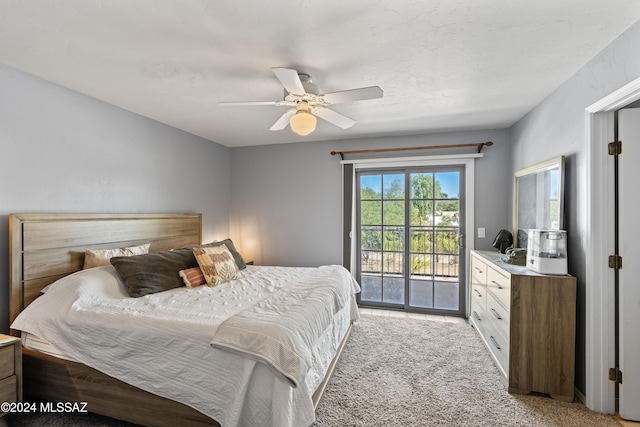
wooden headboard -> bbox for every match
[9,213,202,325]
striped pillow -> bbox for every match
[179,267,206,288]
[83,243,150,269]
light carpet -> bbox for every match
[314,313,620,427]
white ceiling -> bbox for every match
[1,1,639,147]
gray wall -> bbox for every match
[510,19,640,395]
[229,129,512,267]
[0,64,231,332]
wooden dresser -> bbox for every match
[0,334,21,415]
[469,250,576,401]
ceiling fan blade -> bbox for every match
[269,109,296,131]
[219,101,280,106]
[272,67,306,95]
[314,107,355,129]
[321,86,383,104]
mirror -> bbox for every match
[513,156,564,248]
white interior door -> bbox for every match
[618,108,640,421]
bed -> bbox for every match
[8,213,359,427]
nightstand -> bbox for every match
[0,335,21,415]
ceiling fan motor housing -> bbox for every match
[283,73,319,97]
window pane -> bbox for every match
[361,227,382,250]
[361,201,381,225]
[410,253,432,276]
[410,173,434,199]
[360,175,381,199]
[383,277,404,304]
[435,172,460,199]
[383,201,404,225]
[436,230,459,254]
[383,226,404,251]
[434,254,458,278]
[434,280,459,310]
[411,200,433,225]
[410,228,433,253]
[383,174,404,199]
[360,275,382,302]
[410,279,433,308]
[382,251,403,275]
[435,200,459,227]
[361,251,381,273]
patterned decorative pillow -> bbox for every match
[179,267,206,288]
[83,243,150,269]
[193,245,238,287]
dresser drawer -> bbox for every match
[486,292,510,344]
[471,255,487,287]
[472,283,487,301]
[0,375,17,405]
[486,266,511,309]
[470,292,486,327]
[484,320,509,375]
[0,346,14,380]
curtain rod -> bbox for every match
[331,141,493,160]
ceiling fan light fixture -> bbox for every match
[221,67,383,134]
[290,105,317,136]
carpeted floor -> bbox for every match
[2,314,622,426]
[314,314,620,427]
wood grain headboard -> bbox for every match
[9,213,202,325]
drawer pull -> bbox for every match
[474,267,483,273]
[490,280,503,289]
[490,308,502,320]
[474,288,482,298]
[489,335,501,350]
[473,311,481,321]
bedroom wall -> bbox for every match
[509,18,640,396]
[229,129,512,267]
[0,63,231,333]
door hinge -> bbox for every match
[608,141,622,155]
[608,255,622,269]
[609,368,623,384]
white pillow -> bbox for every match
[83,243,150,269]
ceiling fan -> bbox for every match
[219,67,383,136]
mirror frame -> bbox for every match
[513,156,565,248]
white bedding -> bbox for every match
[11,264,360,427]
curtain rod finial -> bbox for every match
[478,141,494,153]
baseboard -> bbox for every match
[574,386,586,405]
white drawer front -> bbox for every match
[486,266,510,309]
[486,291,510,345]
[484,319,509,375]
[471,255,487,287]
[470,290,486,329]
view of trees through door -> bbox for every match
[357,167,464,315]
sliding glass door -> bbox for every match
[356,167,465,316]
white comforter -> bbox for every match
[11,264,360,427]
